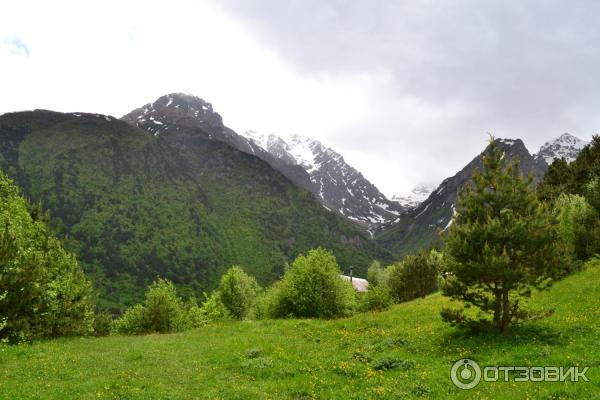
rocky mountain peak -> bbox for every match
[121,93,223,136]
[392,184,435,210]
[534,133,588,165]
[241,130,405,231]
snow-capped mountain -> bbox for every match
[242,131,405,231]
[534,133,588,165]
[122,93,403,231]
[391,184,435,210]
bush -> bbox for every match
[367,261,387,287]
[217,266,260,320]
[264,248,356,319]
[250,290,272,320]
[358,285,392,312]
[387,250,439,303]
[114,279,190,334]
[0,172,94,342]
[93,311,113,337]
[194,292,231,324]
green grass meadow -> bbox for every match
[2,263,599,399]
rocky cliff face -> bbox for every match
[534,133,588,165]
[242,131,405,232]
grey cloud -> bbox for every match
[221,1,600,119]
[219,1,600,192]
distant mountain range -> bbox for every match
[376,134,589,256]
[0,91,591,304]
[391,184,435,211]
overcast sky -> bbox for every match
[2,1,599,196]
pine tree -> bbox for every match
[441,138,563,333]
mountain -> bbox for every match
[376,138,548,257]
[0,100,390,311]
[391,184,435,210]
[241,131,405,231]
[122,94,315,193]
[534,133,589,165]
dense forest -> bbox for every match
[0,110,389,311]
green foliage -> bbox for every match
[0,111,389,311]
[0,171,94,342]
[217,266,260,320]
[114,279,191,334]
[554,194,600,261]
[585,176,600,211]
[537,158,573,202]
[2,263,600,399]
[264,248,357,319]
[442,139,564,333]
[93,311,114,337]
[387,250,439,303]
[537,137,600,261]
[538,135,600,201]
[358,285,392,312]
[196,292,231,323]
[366,260,387,287]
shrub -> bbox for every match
[114,279,189,334]
[265,248,356,319]
[250,289,273,320]
[217,266,260,320]
[194,292,231,324]
[93,311,114,337]
[358,285,392,312]
[387,250,439,303]
[367,261,387,287]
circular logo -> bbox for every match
[451,358,481,390]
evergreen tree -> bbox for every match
[441,138,563,333]
[538,135,600,200]
[537,158,572,202]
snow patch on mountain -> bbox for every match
[392,184,435,210]
[241,131,405,230]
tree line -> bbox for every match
[1,135,599,340]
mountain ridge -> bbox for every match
[241,130,405,232]
[533,132,588,165]
[0,104,390,310]
[376,138,549,256]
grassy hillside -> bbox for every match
[2,261,598,399]
[0,110,389,310]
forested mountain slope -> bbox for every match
[0,110,389,310]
